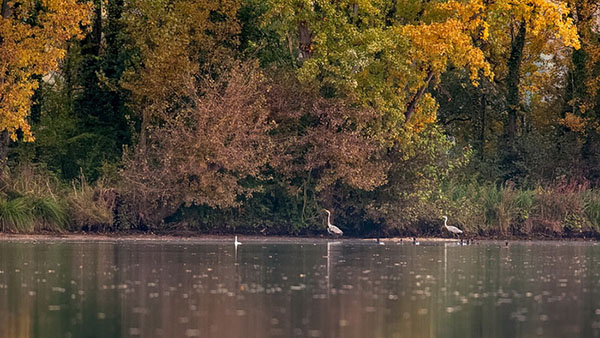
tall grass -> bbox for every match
[0,198,32,232]
[583,192,600,231]
[28,196,67,231]
[0,166,119,233]
[0,166,67,232]
[66,174,116,231]
[436,180,600,237]
[0,196,66,232]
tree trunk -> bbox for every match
[479,92,486,161]
[501,20,527,182]
[0,131,10,167]
[0,0,12,167]
[297,22,313,62]
[505,20,526,149]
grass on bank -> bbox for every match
[3,165,600,237]
[0,166,114,232]
[437,181,600,237]
[0,166,67,232]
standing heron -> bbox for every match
[234,236,242,260]
[323,209,343,237]
[442,216,463,240]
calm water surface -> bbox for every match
[1,238,600,338]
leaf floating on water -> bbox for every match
[290,284,306,291]
[185,329,201,337]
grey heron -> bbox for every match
[442,216,463,238]
[323,209,343,236]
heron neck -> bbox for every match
[327,212,331,225]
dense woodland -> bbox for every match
[2,0,600,237]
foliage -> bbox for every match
[263,0,491,138]
[4,0,600,238]
[122,61,273,226]
[0,0,91,141]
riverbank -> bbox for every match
[3,165,600,239]
[0,231,596,242]
[0,232,449,242]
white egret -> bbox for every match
[323,209,343,236]
[234,236,241,247]
[442,216,463,238]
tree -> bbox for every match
[559,0,600,180]
[122,62,274,226]
[69,0,132,180]
[122,0,242,150]
[0,0,91,145]
[433,0,580,183]
[264,0,491,135]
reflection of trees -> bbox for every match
[0,244,33,338]
[0,242,123,338]
[0,242,597,338]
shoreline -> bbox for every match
[0,231,596,242]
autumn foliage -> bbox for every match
[0,0,91,141]
[5,0,600,236]
[122,62,273,224]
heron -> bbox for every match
[323,209,343,237]
[442,216,463,239]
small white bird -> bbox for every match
[323,209,343,236]
[442,216,463,237]
[234,236,241,247]
[377,238,385,245]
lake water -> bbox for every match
[0,238,599,338]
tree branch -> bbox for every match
[1,0,10,19]
[405,70,434,123]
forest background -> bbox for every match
[2,0,600,238]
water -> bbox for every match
[1,238,599,338]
